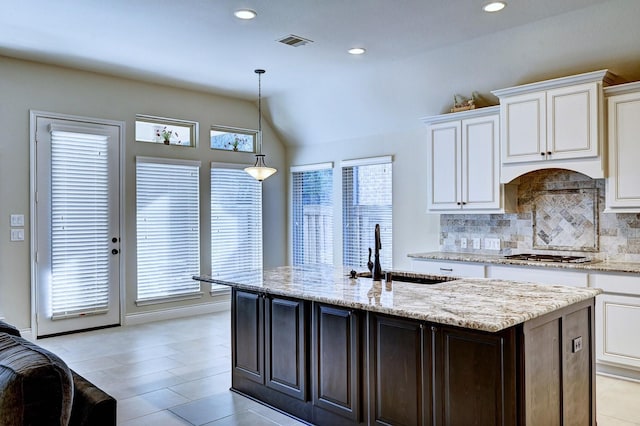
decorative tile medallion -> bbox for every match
[532,189,598,251]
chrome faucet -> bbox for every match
[373,224,383,280]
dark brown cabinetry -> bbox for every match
[368,314,432,426]
[265,296,307,400]
[312,303,363,424]
[434,325,517,425]
[231,288,595,425]
[232,289,264,384]
[232,289,311,420]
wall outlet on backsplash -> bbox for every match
[460,237,467,248]
[485,238,501,251]
[472,238,481,249]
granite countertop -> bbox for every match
[194,265,600,333]
[408,251,640,274]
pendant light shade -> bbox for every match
[245,154,277,181]
[245,69,277,181]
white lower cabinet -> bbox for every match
[590,272,640,372]
[410,259,485,278]
[486,265,588,287]
[595,294,640,370]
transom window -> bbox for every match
[135,115,197,147]
[210,125,257,152]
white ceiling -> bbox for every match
[0,0,632,146]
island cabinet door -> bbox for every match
[312,303,362,424]
[432,326,517,426]
[264,296,308,401]
[522,299,595,426]
[368,314,432,426]
[232,289,265,385]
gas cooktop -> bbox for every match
[503,254,592,263]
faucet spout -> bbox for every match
[373,224,383,280]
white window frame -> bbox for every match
[290,162,334,266]
[135,156,202,305]
[341,156,393,270]
[210,162,263,293]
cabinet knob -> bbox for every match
[462,202,467,205]
[540,152,546,156]
[457,202,461,206]
[547,151,552,156]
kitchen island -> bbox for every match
[195,265,601,425]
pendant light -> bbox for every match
[245,69,277,182]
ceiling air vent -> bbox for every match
[277,34,313,47]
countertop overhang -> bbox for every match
[194,265,600,333]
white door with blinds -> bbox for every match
[33,114,122,337]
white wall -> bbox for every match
[0,56,287,329]
[287,129,441,271]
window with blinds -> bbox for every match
[136,157,201,303]
[342,157,393,270]
[291,163,333,265]
[50,130,110,318]
[211,164,262,290]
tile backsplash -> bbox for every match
[440,169,640,262]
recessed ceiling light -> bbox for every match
[234,9,257,20]
[483,1,506,12]
[348,47,366,55]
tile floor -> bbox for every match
[36,311,640,425]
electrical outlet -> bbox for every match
[572,336,583,353]
[10,229,24,241]
[472,238,480,249]
[485,238,501,251]
[460,237,467,248]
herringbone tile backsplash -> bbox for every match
[440,169,640,262]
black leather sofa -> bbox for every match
[0,320,116,425]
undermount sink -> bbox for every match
[353,270,456,285]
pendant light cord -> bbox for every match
[255,69,265,155]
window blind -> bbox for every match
[211,164,262,288]
[291,163,333,265]
[50,130,110,318]
[136,157,201,302]
[342,158,392,270]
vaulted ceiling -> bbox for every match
[1,0,637,146]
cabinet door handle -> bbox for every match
[440,268,453,272]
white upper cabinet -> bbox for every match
[604,82,640,212]
[493,70,618,183]
[423,107,515,213]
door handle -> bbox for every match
[112,249,119,255]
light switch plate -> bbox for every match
[10,229,24,241]
[460,237,467,248]
[10,214,24,227]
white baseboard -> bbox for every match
[597,363,640,382]
[20,328,34,340]
[124,300,230,326]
